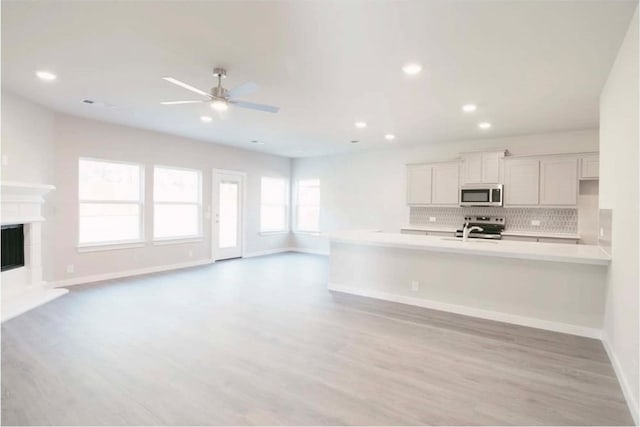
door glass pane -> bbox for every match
[219,182,239,248]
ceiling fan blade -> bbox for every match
[160,100,207,105]
[162,77,210,97]
[230,100,279,113]
[228,81,258,98]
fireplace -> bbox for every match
[1,224,25,272]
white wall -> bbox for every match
[1,91,57,280]
[51,112,291,283]
[599,7,639,424]
[292,129,599,254]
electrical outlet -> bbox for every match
[66,264,74,274]
[600,227,604,237]
[1,155,8,166]
[188,250,193,258]
[429,217,436,222]
[411,280,419,291]
[531,220,541,226]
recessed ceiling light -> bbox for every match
[35,70,57,81]
[462,104,477,112]
[354,121,367,128]
[251,140,264,145]
[211,100,229,111]
[402,63,422,75]
[478,122,492,130]
[385,134,396,141]
[200,115,212,122]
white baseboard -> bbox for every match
[328,283,602,339]
[53,259,213,288]
[243,247,294,258]
[291,247,330,256]
[602,335,639,425]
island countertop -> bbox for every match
[329,230,610,266]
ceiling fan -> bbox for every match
[160,68,279,113]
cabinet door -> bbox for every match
[461,153,482,184]
[540,158,578,206]
[580,155,599,180]
[431,163,460,205]
[481,152,502,183]
[407,165,432,205]
[504,159,540,206]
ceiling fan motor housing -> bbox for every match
[211,86,228,100]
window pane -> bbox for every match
[79,159,141,201]
[79,203,140,243]
[154,167,200,202]
[261,206,286,231]
[298,180,320,205]
[219,182,239,248]
[261,178,286,205]
[297,206,320,231]
[154,204,199,238]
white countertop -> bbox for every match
[329,230,610,266]
[400,225,457,232]
[401,225,580,239]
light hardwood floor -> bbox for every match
[1,252,633,425]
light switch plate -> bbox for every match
[429,217,436,222]
[531,220,541,226]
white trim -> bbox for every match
[327,283,602,339]
[243,247,294,258]
[602,336,639,425]
[152,237,203,246]
[53,259,213,288]
[259,230,290,236]
[2,286,69,322]
[77,241,146,252]
[291,247,330,256]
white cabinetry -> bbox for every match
[504,158,540,206]
[431,162,460,205]
[407,162,459,206]
[580,154,599,180]
[461,151,505,184]
[407,164,432,205]
[539,157,578,206]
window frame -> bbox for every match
[77,157,145,249]
[152,165,203,242]
[259,176,290,234]
[294,179,321,233]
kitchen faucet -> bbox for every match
[462,222,483,242]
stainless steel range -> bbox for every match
[455,216,505,240]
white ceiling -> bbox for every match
[2,1,637,158]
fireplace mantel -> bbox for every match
[1,181,56,225]
[1,181,65,321]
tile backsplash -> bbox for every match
[410,207,578,234]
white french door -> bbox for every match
[212,170,245,260]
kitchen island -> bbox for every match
[328,230,610,338]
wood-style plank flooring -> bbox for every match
[1,253,633,425]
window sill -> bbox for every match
[153,236,204,246]
[259,230,290,236]
[293,230,322,236]
[77,241,146,253]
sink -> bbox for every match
[440,237,499,244]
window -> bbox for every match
[78,158,143,245]
[295,179,320,232]
[154,166,202,240]
[260,177,288,232]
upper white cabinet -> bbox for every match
[504,158,540,206]
[407,164,432,205]
[461,150,505,184]
[580,154,599,180]
[407,162,459,206]
[540,157,578,206]
[431,162,460,205]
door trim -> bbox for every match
[212,169,247,261]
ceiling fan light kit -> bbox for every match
[161,67,279,114]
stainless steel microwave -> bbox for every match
[460,184,503,207]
